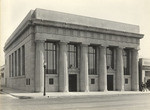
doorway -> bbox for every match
[107,75,113,91]
[69,74,77,92]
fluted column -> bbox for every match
[80,44,89,92]
[35,41,45,92]
[99,46,107,91]
[116,47,124,91]
[59,42,68,92]
[131,49,139,91]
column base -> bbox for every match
[116,88,124,91]
[84,90,89,92]
[63,90,69,92]
[100,89,108,92]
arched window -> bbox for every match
[88,46,97,75]
[106,47,114,69]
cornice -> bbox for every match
[32,19,144,39]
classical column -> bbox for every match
[80,44,89,92]
[99,46,107,91]
[59,42,68,92]
[35,41,45,92]
[116,47,124,91]
[131,49,139,91]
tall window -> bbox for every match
[22,45,25,75]
[106,47,114,69]
[12,53,14,77]
[88,46,97,75]
[9,55,11,77]
[18,49,21,76]
[45,42,57,74]
[15,51,17,76]
[68,44,78,68]
[123,49,130,75]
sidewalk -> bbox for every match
[1,86,150,99]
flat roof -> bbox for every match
[34,8,140,34]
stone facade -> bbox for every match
[4,8,143,92]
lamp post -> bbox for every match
[43,61,46,96]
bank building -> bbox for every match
[4,8,144,92]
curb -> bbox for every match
[0,90,33,99]
[1,89,150,99]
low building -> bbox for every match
[0,65,5,87]
[4,8,144,92]
[139,58,150,90]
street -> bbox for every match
[0,92,150,110]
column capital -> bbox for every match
[81,42,90,46]
[117,46,126,49]
[100,44,108,48]
[59,41,68,45]
[132,47,140,51]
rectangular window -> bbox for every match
[88,46,97,75]
[9,55,11,77]
[12,53,14,77]
[91,79,95,84]
[15,51,17,76]
[106,47,114,69]
[49,78,54,85]
[26,78,30,85]
[22,45,25,75]
[123,49,130,75]
[125,78,128,84]
[68,44,78,68]
[18,49,21,76]
[45,42,57,74]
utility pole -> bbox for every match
[43,61,46,96]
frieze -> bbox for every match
[35,25,139,44]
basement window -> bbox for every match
[26,78,30,85]
[125,78,128,84]
[49,78,54,85]
[91,79,95,84]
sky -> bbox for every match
[1,0,150,66]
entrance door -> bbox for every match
[107,75,113,91]
[69,74,77,92]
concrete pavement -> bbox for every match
[0,86,150,99]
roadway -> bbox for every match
[0,92,150,110]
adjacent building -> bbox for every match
[0,65,5,87]
[139,58,150,90]
[4,8,144,92]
